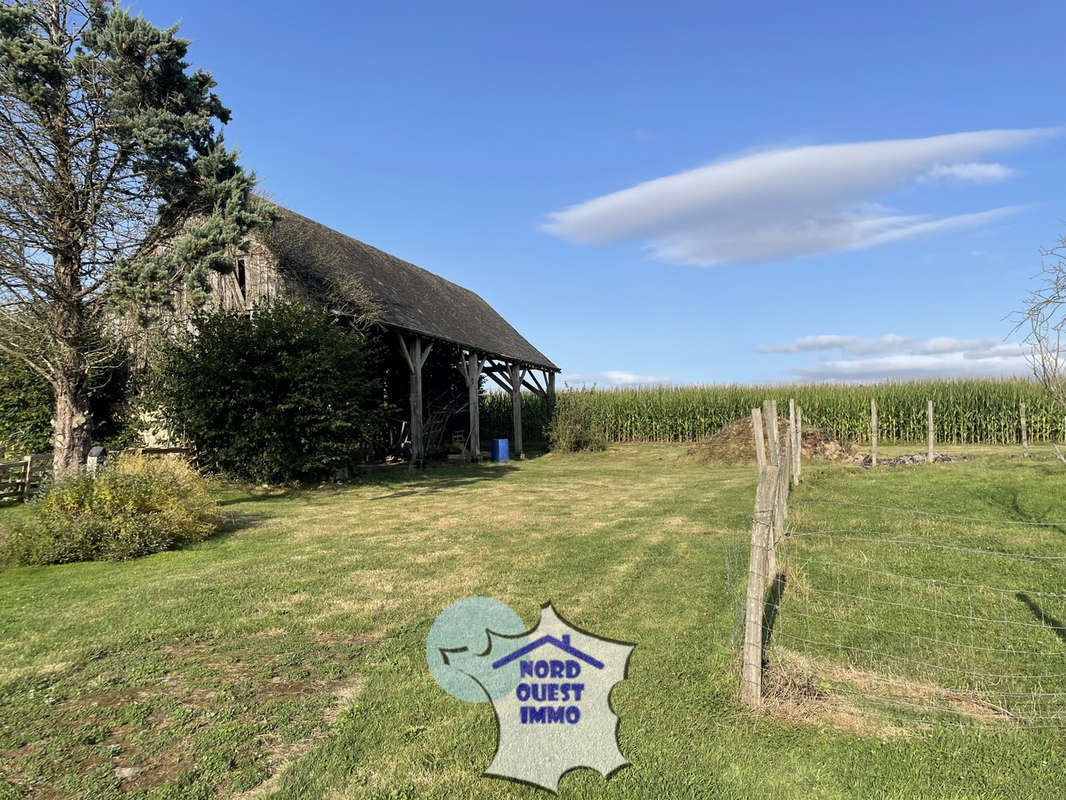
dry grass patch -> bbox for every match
[762,649,1019,737]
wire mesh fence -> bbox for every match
[727,498,1066,728]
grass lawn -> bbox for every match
[1,445,1065,799]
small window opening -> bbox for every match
[235,258,247,302]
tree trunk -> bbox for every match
[52,374,92,477]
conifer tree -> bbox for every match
[0,0,269,473]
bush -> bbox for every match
[0,356,53,456]
[549,388,608,452]
[151,302,388,482]
[0,456,223,565]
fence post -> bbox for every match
[794,405,802,484]
[751,408,766,470]
[870,397,878,466]
[764,399,780,465]
[1020,401,1029,458]
[788,399,796,487]
[769,423,793,585]
[20,456,30,499]
[927,400,934,463]
[741,464,777,707]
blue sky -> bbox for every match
[137,0,1066,386]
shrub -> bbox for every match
[0,455,223,565]
[0,355,53,456]
[150,302,388,482]
[549,388,608,452]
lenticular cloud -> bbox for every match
[542,128,1058,266]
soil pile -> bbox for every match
[689,417,860,463]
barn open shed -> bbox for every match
[208,205,559,465]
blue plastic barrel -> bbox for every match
[491,438,509,463]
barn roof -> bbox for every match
[261,206,558,371]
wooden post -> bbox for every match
[794,405,802,483]
[768,428,792,585]
[751,408,766,470]
[741,464,777,707]
[20,455,30,499]
[461,352,485,461]
[547,370,556,414]
[411,339,424,467]
[1020,401,1029,458]
[770,399,779,462]
[763,399,780,465]
[870,397,878,467]
[509,363,525,459]
[399,333,432,469]
[470,358,480,461]
[788,399,796,487]
[927,399,934,463]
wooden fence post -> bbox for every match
[927,399,934,463]
[768,423,793,585]
[20,456,30,499]
[794,405,802,484]
[764,399,780,465]
[871,397,878,467]
[751,408,766,470]
[788,399,796,487]
[1020,401,1029,458]
[740,464,777,707]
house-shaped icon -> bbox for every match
[491,634,604,670]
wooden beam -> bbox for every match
[396,331,414,373]
[521,377,547,399]
[509,362,525,458]
[399,334,427,469]
[526,370,546,395]
[460,352,485,461]
[484,369,513,394]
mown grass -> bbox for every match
[0,446,1064,798]
[766,448,1066,732]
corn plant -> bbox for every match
[482,378,1066,447]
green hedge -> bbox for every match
[151,303,388,482]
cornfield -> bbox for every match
[481,379,1066,446]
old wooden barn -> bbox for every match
[204,205,559,464]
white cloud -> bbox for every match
[757,333,1033,381]
[794,353,1028,381]
[562,370,670,387]
[756,334,1028,357]
[542,128,1058,266]
[921,161,1016,183]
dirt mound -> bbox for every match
[689,417,860,463]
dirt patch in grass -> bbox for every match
[0,630,375,797]
[759,649,1017,735]
[759,657,911,738]
[690,417,862,464]
[233,674,365,800]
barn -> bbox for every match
[204,205,559,464]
